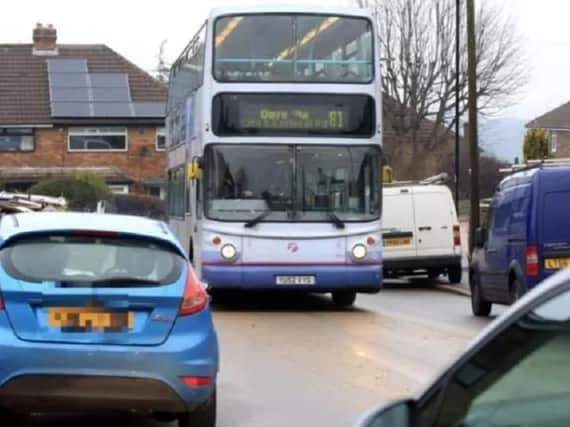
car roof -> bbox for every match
[0,212,183,253]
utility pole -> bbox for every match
[466,0,480,254]
[454,0,461,209]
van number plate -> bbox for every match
[545,258,570,269]
[275,276,316,285]
[384,238,412,247]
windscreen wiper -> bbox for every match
[327,212,346,229]
[244,210,272,228]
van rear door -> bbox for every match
[382,188,417,260]
[413,188,456,257]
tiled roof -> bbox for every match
[0,44,167,125]
[527,101,570,130]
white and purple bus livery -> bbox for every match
[166,5,383,307]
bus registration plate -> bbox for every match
[275,276,316,285]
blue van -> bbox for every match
[470,165,570,316]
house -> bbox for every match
[0,24,167,196]
[527,101,570,158]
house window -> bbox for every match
[109,185,129,194]
[0,128,34,152]
[68,127,128,152]
[156,127,166,151]
[551,131,558,153]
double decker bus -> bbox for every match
[166,5,383,307]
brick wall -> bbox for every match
[0,126,166,185]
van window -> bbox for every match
[543,192,570,242]
[488,202,511,244]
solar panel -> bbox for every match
[51,102,92,117]
[49,73,89,88]
[91,87,130,102]
[47,59,164,119]
[90,73,129,88]
[92,102,133,117]
[50,87,90,102]
[132,102,166,117]
[47,59,88,73]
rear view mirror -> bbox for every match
[357,400,413,427]
[474,227,487,248]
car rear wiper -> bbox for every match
[244,210,272,228]
[70,277,163,288]
[327,212,346,229]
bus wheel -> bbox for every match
[332,291,357,308]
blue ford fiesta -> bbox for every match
[0,212,218,426]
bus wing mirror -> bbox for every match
[188,157,202,180]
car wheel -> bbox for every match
[510,277,526,303]
[470,270,492,317]
[332,291,357,308]
[179,389,216,427]
[448,264,463,284]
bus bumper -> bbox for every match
[202,264,382,293]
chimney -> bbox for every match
[33,23,58,55]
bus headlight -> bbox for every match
[220,244,237,261]
[352,244,368,260]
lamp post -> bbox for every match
[466,0,480,254]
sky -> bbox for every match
[2,0,570,122]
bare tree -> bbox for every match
[356,0,527,150]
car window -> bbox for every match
[0,234,185,286]
[432,289,570,427]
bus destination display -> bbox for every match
[212,93,375,137]
[239,104,349,132]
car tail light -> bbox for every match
[453,225,461,247]
[181,376,212,388]
[179,264,208,316]
[0,291,4,311]
[526,245,539,277]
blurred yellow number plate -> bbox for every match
[48,308,133,329]
[384,238,412,247]
[545,258,570,270]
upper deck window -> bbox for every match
[214,14,374,83]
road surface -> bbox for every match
[24,280,503,427]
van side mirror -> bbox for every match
[475,227,487,248]
[357,400,413,427]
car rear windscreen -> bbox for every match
[543,192,570,243]
[0,234,184,286]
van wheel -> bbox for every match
[448,264,463,284]
[510,278,526,303]
[178,388,216,427]
[470,270,492,317]
[332,291,357,308]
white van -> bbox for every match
[383,184,462,283]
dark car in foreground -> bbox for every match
[358,268,570,427]
[0,212,218,427]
